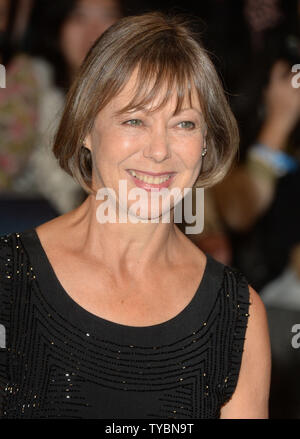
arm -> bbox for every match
[243,60,300,219]
[220,286,271,419]
[258,60,300,152]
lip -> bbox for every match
[127,169,176,177]
[126,169,176,191]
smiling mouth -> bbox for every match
[127,169,174,184]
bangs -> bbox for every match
[114,49,200,117]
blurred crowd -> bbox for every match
[1,0,300,418]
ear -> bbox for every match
[83,133,92,151]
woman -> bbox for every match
[0,12,271,419]
[24,0,122,91]
[16,0,122,214]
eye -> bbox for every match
[177,121,196,129]
[123,119,143,127]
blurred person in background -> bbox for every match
[214,60,300,236]
[5,0,33,53]
[211,57,300,287]
[188,0,300,289]
[0,0,122,235]
[14,0,122,213]
[0,0,40,198]
[24,0,122,92]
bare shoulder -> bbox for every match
[244,286,271,388]
[220,285,272,418]
[35,212,72,248]
[248,286,269,331]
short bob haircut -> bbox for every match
[53,11,239,194]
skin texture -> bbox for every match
[36,70,271,418]
[60,0,121,73]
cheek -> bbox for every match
[92,129,139,167]
[174,135,204,169]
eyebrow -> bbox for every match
[174,108,203,116]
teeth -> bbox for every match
[128,170,172,184]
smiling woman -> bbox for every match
[0,12,271,419]
[54,12,239,192]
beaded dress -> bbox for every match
[0,229,250,418]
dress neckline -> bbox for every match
[18,228,224,342]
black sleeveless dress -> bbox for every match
[0,229,250,419]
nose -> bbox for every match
[143,129,171,162]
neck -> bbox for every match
[63,194,184,278]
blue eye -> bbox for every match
[178,121,195,129]
[124,119,142,127]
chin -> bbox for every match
[126,198,176,223]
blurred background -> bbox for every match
[1,0,300,418]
